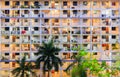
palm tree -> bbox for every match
[35,39,62,77]
[11,55,37,77]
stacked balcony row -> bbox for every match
[1,18,119,27]
[0,9,120,18]
[0,0,119,9]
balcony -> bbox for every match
[1,40,10,43]
[11,31,20,35]
[83,39,90,43]
[31,31,40,35]
[31,40,40,44]
[1,31,10,35]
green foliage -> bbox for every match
[11,55,37,77]
[65,45,112,77]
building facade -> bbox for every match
[0,0,120,77]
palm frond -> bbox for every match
[64,62,76,72]
[11,68,21,74]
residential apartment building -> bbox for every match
[0,0,120,77]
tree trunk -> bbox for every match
[21,70,24,77]
[43,72,45,77]
[48,70,50,77]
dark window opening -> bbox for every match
[5,1,9,6]
[63,1,67,6]
[73,1,77,6]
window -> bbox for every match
[15,53,20,55]
[34,19,38,22]
[34,1,39,6]
[73,1,77,6]
[83,36,87,39]
[102,35,106,39]
[55,36,58,39]
[5,1,9,6]
[112,2,116,6]
[83,44,87,46]
[5,36,9,39]
[83,19,88,23]
[5,53,9,56]
[15,44,19,47]
[5,19,9,22]
[93,1,97,6]
[112,27,116,31]
[34,10,39,14]
[34,27,39,30]
[24,1,28,5]
[5,62,9,64]
[55,53,58,55]
[63,53,67,55]
[83,1,88,6]
[63,10,67,14]
[63,1,67,6]
[24,19,28,22]
[73,10,77,14]
[93,52,97,55]
[55,19,59,22]
[44,1,49,6]
[5,27,9,31]
[24,27,28,30]
[5,10,9,14]
[112,35,116,39]
[24,10,29,14]
[15,1,20,5]
[44,19,49,23]
[5,44,9,47]
[83,10,88,14]
[102,27,106,30]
